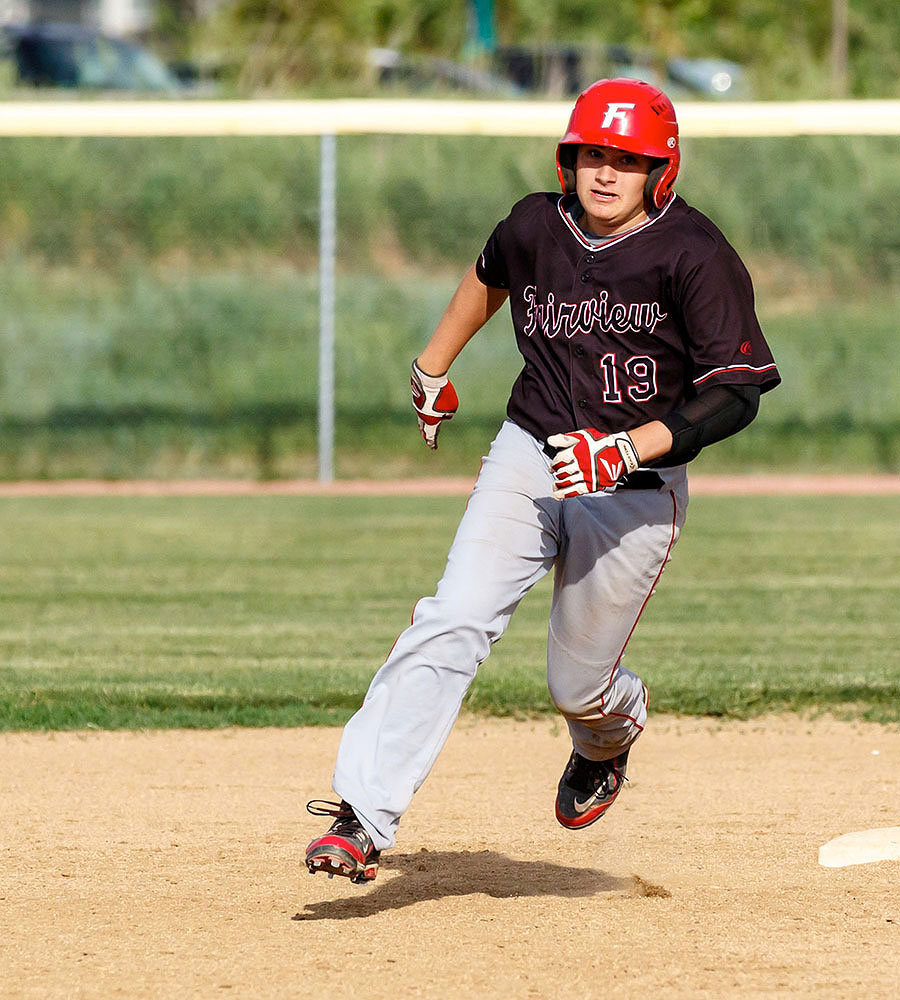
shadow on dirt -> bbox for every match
[295,848,631,920]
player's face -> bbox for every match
[574,145,654,235]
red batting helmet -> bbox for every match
[556,78,680,211]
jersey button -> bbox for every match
[580,272,592,283]
[577,399,587,409]
[574,345,585,357]
[584,254,595,264]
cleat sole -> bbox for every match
[305,847,378,883]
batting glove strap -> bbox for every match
[410,359,459,450]
[547,428,641,499]
[613,431,641,475]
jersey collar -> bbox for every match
[557,192,676,251]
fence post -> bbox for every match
[318,132,337,482]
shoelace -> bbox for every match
[566,754,627,794]
[306,798,354,819]
[306,798,373,848]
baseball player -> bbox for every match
[305,78,780,884]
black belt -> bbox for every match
[617,471,666,490]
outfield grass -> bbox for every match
[0,493,897,730]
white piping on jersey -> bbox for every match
[694,363,779,387]
[556,193,676,251]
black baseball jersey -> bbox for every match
[475,192,780,444]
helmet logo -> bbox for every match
[601,102,636,128]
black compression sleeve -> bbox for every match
[659,384,760,465]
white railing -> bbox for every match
[1,98,900,136]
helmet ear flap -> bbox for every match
[556,144,578,194]
[645,160,667,211]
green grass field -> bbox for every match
[0,492,897,731]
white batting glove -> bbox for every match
[547,428,641,499]
[410,359,459,450]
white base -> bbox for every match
[818,827,900,868]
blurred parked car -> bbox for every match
[492,43,749,99]
[373,42,748,100]
[665,57,748,99]
[0,23,186,93]
[369,47,520,97]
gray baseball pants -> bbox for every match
[333,419,689,849]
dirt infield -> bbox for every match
[2,716,899,999]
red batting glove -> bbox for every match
[547,428,641,499]
[410,359,459,450]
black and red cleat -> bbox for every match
[554,747,630,829]
[305,800,380,884]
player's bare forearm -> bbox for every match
[417,265,509,376]
[627,420,674,464]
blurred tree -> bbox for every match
[212,0,469,92]
[153,0,198,64]
[192,0,900,98]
